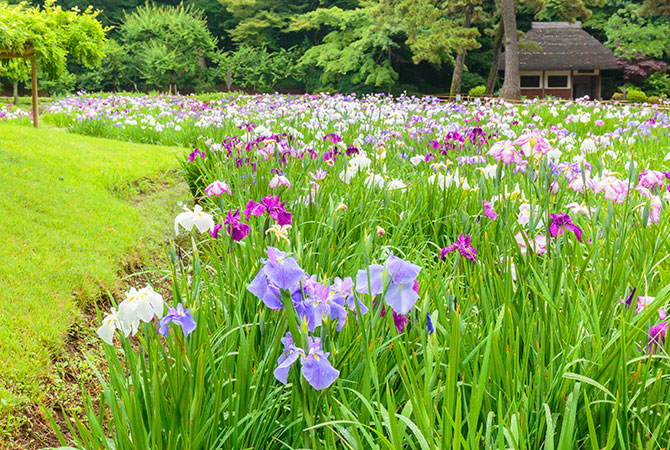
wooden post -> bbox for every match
[30,55,38,128]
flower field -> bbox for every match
[22,93,670,448]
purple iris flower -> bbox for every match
[296,275,349,332]
[648,309,667,354]
[549,213,583,242]
[223,209,251,241]
[622,287,637,309]
[330,277,369,315]
[247,247,305,309]
[159,303,197,338]
[483,201,498,220]
[273,333,340,390]
[244,195,292,226]
[375,280,418,333]
[426,313,434,334]
[441,234,477,264]
[355,253,421,315]
[188,148,205,162]
[209,223,222,239]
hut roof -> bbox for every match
[500,22,621,71]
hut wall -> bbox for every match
[520,88,572,99]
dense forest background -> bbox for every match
[3,0,670,98]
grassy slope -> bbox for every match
[0,123,185,435]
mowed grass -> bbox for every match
[0,123,186,437]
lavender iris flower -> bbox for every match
[296,275,349,332]
[159,303,197,338]
[549,213,583,242]
[441,234,477,263]
[274,333,340,390]
[355,253,421,315]
[247,247,304,309]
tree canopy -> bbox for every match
[0,0,105,80]
[2,0,670,98]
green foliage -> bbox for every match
[618,85,648,102]
[39,67,76,95]
[604,3,670,59]
[391,0,482,65]
[120,3,218,91]
[293,6,401,90]
[529,0,605,21]
[76,38,131,92]
[468,84,486,96]
[644,71,670,97]
[0,0,106,81]
[215,46,303,92]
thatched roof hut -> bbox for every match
[500,22,621,99]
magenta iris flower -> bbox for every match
[549,213,583,242]
[244,195,292,226]
[273,332,340,390]
[159,303,197,338]
[223,209,251,241]
[209,223,223,238]
[247,247,305,309]
[355,252,421,315]
[483,201,498,220]
[188,148,205,162]
[648,309,667,354]
[441,234,477,263]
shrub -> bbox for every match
[648,95,660,104]
[625,88,647,103]
[468,85,486,97]
[611,92,623,101]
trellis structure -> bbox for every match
[0,47,38,128]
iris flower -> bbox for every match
[204,180,232,197]
[159,303,197,338]
[245,195,292,226]
[248,247,304,309]
[223,209,251,241]
[441,234,477,263]
[175,205,215,235]
[648,309,668,354]
[483,201,498,220]
[549,213,583,242]
[274,333,339,390]
[356,252,421,315]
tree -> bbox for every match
[450,2,476,95]
[498,0,605,100]
[0,0,106,126]
[120,4,219,92]
[499,0,521,99]
[291,0,480,92]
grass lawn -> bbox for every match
[0,123,187,441]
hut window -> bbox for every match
[547,75,569,88]
[520,75,541,88]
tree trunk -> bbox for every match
[450,3,474,96]
[486,21,504,95]
[13,80,18,105]
[499,0,521,100]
